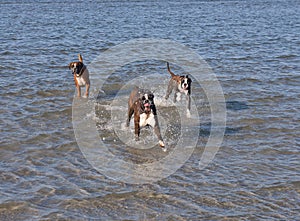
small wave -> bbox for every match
[0,201,39,220]
[226,101,249,111]
[275,54,298,59]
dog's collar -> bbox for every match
[74,64,86,77]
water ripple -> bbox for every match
[1,0,299,220]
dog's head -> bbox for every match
[139,91,155,113]
[69,54,85,77]
[180,75,192,91]
[69,62,84,77]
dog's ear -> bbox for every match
[68,63,74,69]
[186,75,192,82]
[78,54,83,63]
[137,91,143,100]
[148,93,154,100]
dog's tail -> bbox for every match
[78,54,83,63]
[167,62,175,77]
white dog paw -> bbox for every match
[161,147,167,152]
[159,140,165,147]
[159,141,167,152]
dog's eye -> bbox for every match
[142,96,145,100]
[148,94,154,100]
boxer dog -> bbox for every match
[165,62,192,118]
[126,87,166,152]
[68,54,90,98]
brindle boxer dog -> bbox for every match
[69,54,90,98]
[126,87,166,152]
[165,62,192,118]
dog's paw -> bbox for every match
[161,146,167,152]
[159,140,165,147]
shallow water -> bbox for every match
[1,0,299,220]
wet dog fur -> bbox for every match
[165,62,192,118]
[126,86,166,151]
[68,54,90,98]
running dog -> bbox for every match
[68,54,90,98]
[126,87,166,151]
[165,62,192,118]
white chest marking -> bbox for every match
[182,89,189,95]
[139,113,155,127]
[76,76,86,86]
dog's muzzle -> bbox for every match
[183,83,188,89]
[143,101,152,112]
[70,68,79,76]
[74,67,81,77]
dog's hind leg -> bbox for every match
[165,80,173,100]
[84,83,90,98]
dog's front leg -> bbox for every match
[77,85,81,97]
[74,75,81,97]
[174,90,182,103]
[134,114,140,141]
[153,116,165,147]
[187,94,191,118]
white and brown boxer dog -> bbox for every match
[68,54,90,98]
[165,62,192,118]
[126,87,166,152]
